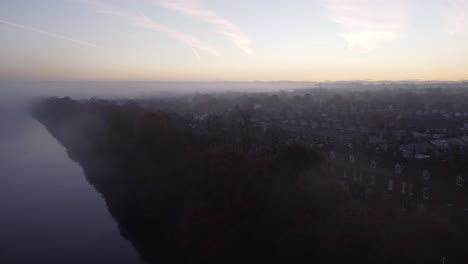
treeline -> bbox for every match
[32,97,468,264]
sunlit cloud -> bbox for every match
[155,0,253,54]
[321,0,408,52]
[0,18,98,48]
[444,0,467,36]
[80,0,220,56]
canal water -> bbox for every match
[0,109,142,264]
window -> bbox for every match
[456,176,464,187]
[371,160,376,169]
[409,184,414,195]
[423,187,429,200]
[370,175,375,185]
[423,170,430,180]
[388,179,393,191]
[395,164,401,174]
[401,182,407,194]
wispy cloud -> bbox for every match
[155,0,253,54]
[444,0,467,36]
[321,0,408,52]
[0,18,98,48]
[80,0,220,56]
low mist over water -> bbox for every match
[0,80,317,100]
[0,110,141,264]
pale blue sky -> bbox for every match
[0,0,467,81]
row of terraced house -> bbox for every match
[325,147,468,212]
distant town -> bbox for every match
[33,83,468,263]
[132,83,468,214]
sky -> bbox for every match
[0,0,467,82]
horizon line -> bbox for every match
[2,79,468,84]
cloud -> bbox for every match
[0,18,98,48]
[80,0,220,56]
[321,0,408,52]
[444,0,467,36]
[155,0,253,54]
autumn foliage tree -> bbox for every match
[32,97,468,264]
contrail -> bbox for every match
[155,0,253,54]
[138,11,201,60]
[0,18,99,48]
[137,11,152,23]
[191,46,201,60]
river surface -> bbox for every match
[0,110,142,264]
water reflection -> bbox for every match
[0,111,141,264]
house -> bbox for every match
[324,144,468,212]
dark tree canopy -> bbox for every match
[32,97,468,264]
